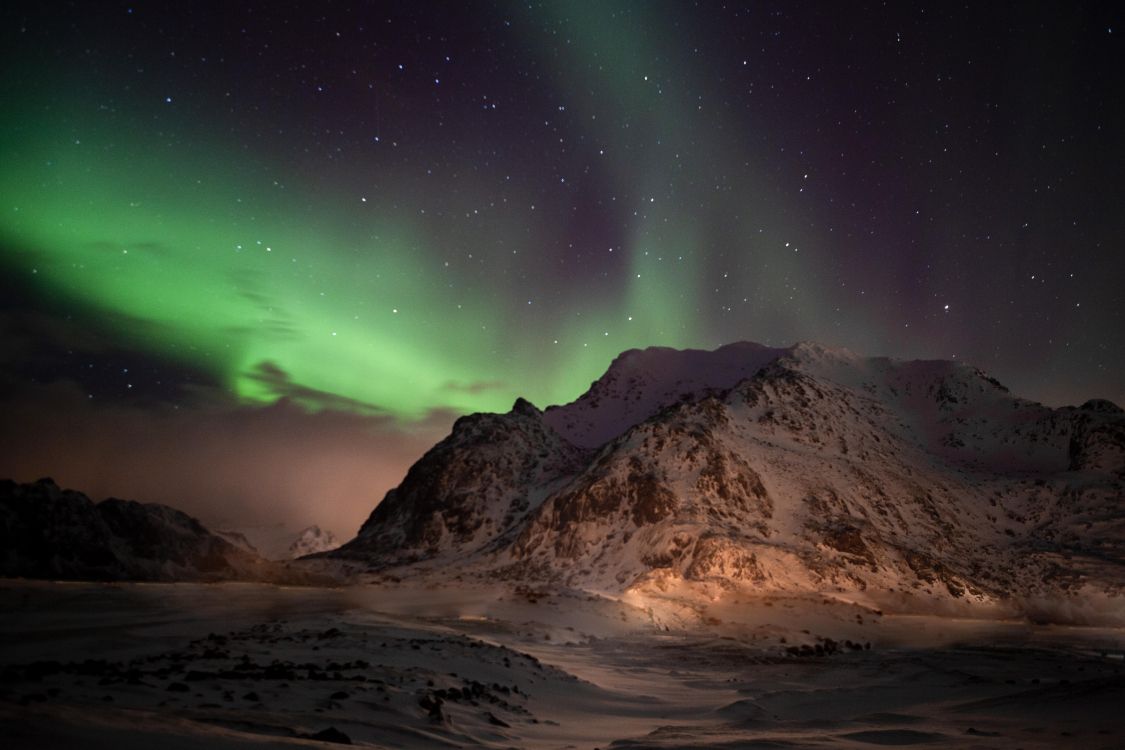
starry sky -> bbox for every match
[1,2,1122,536]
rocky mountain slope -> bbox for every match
[327,342,1125,611]
[0,478,310,583]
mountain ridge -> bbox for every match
[0,477,319,583]
[326,341,1125,615]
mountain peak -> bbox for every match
[1081,398,1123,414]
[288,525,338,558]
[543,340,788,448]
[511,397,541,418]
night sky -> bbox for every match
[1,2,1122,536]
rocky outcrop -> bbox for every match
[333,398,588,566]
[1068,400,1125,473]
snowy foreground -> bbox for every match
[1,580,1123,749]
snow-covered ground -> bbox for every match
[2,579,1123,748]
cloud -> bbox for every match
[246,360,392,415]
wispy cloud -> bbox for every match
[246,360,392,415]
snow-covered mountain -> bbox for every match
[327,342,1125,609]
[0,478,314,583]
[288,525,339,558]
[217,523,340,560]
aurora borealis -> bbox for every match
[1,2,1123,536]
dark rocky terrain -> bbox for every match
[0,477,312,583]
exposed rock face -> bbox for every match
[328,342,1125,603]
[1069,400,1125,473]
[336,398,587,566]
[0,478,303,582]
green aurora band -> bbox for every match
[0,4,831,420]
[0,105,701,418]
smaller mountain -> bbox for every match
[0,478,310,583]
[288,525,339,558]
[217,523,342,560]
